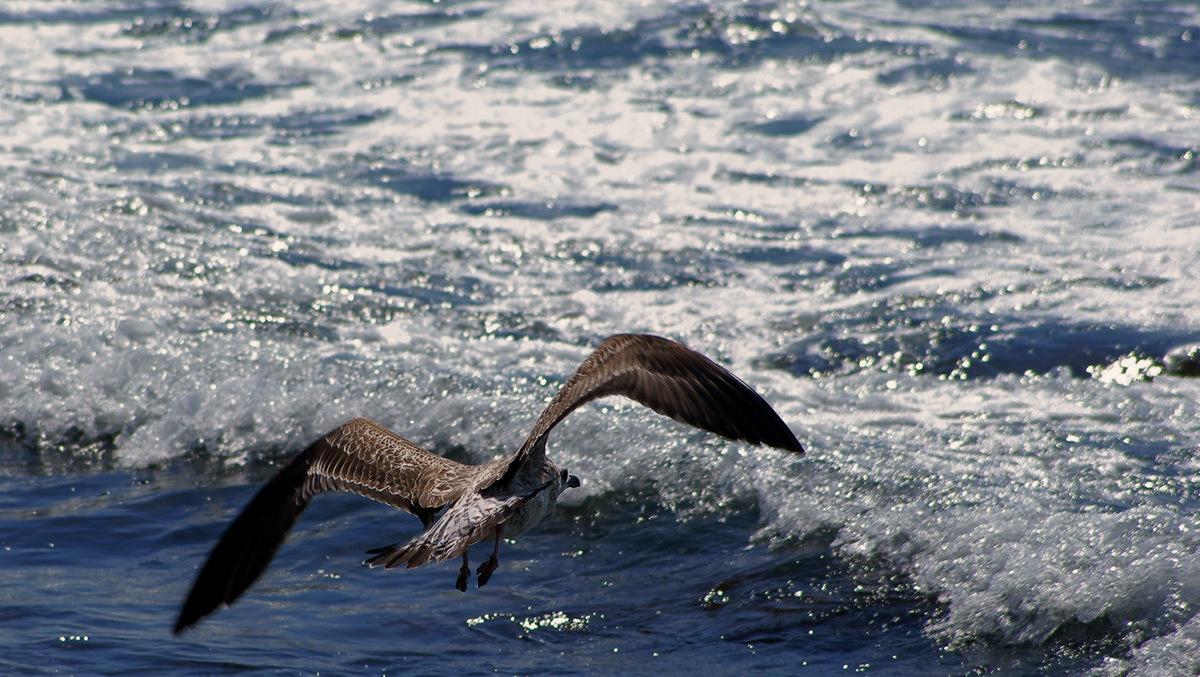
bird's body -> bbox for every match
[174,334,803,634]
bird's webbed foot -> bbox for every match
[476,556,499,587]
[476,526,504,588]
[456,553,470,592]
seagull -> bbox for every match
[173,333,804,634]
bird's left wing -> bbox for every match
[174,417,473,634]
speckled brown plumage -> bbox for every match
[173,334,803,634]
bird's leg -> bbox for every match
[476,526,502,587]
[456,552,470,592]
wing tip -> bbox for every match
[781,436,806,455]
[751,427,805,455]
[172,588,225,636]
[766,421,805,455]
[172,615,193,636]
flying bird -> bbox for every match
[174,333,804,634]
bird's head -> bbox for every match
[559,467,581,490]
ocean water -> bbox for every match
[3,0,1200,674]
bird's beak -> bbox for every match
[567,475,581,488]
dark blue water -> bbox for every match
[3,1,1200,674]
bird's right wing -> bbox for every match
[499,334,803,486]
[174,417,474,634]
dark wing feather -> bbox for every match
[500,334,803,486]
[173,453,312,635]
[173,417,477,634]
